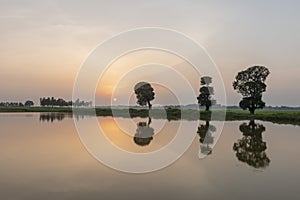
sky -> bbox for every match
[0,0,300,106]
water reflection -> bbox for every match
[39,113,69,122]
[197,120,216,156]
[2,113,300,199]
[233,120,271,168]
[39,113,86,122]
[134,117,155,146]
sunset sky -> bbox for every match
[1,0,300,106]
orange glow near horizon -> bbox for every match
[95,49,201,105]
[98,117,179,153]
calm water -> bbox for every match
[0,113,299,200]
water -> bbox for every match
[0,113,299,200]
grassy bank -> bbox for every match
[1,106,300,126]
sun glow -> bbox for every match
[95,49,200,105]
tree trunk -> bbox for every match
[249,107,255,115]
[147,100,152,110]
[148,117,152,126]
[205,120,210,127]
[249,119,255,128]
[205,105,210,111]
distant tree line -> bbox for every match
[40,97,72,107]
[0,100,34,107]
[0,98,92,107]
[40,97,92,107]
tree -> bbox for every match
[24,100,34,107]
[233,66,270,114]
[134,82,155,109]
[197,76,215,111]
[40,98,44,106]
[45,97,50,106]
[233,120,270,168]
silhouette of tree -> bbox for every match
[74,99,80,106]
[57,98,66,106]
[24,100,34,107]
[134,117,154,146]
[67,101,73,106]
[40,98,44,106]
[233,120,270,168]
[197,120,216,155]
[39,97,91,107]
[233,66,270,114]
[0,102,24,107]
[134,82,155,109]
[45,97,50,106]
[197,76,215,111]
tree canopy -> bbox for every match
[233,66,270,114]
[134,82,155,109]
[25,100,34,107]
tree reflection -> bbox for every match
[197,120,216,156]
[233,120,270,168]
[134,117,154,146]
[39,113,66,122]
[39,113,85,122]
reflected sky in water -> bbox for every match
[0,113,299,200]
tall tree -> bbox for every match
[134,82,155,109]
[197,76,215,111]
[233,66,270,114]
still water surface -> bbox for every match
[0,113,299,200]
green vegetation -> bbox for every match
[1,106,300,126]
[224,110,300,125]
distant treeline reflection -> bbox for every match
[39,113,85,122]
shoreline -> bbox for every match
[1,107,300,126]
